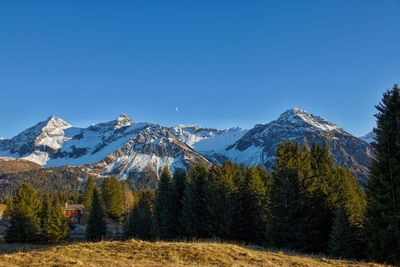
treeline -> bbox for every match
[3,175,134,243]
[0,167,82,202]
[4,184,69,243]
[123,144,366,259]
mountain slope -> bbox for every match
[0,157,41,175]
[223,109,373,184]
[360,131,375,144]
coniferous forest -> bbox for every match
[2,85,400,265]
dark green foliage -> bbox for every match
[208,162,238,240]
[180,164,212,239]
[366,84,400,263]
[328,208,358,259]
[154,167,175,239]
[42,199,69,244]
[234,166,268,244]
[5,184,41,243]
[0,167,82,202]
[101,176,124,221]
[267,143,310,250]
[169,168,187,238]
[124,190,155,240]
[86,188,108,241]
[267,142,366,254]
[81,176,95,214]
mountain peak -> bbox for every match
[44,115,71,129]
[277,108,340,132]
[114,114,133,129]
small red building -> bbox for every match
[63,203,84,226]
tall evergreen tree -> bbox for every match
[82,176,95,215]
[86,188,108,241]
[154,166,175,239]
[124,190,155,240]
[170,168,187,238]
[366,84,400,263]
[101,176,124,222]
[180,164,211,239]
[234,166,268,244]
[5,184,41,243]
[304,144,336,253]
[328,207,358,259]
[42,200,69,244]
[267,142,311,250]
[208,162,238,240]
[40,193,52,242]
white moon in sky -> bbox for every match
[175,107,179,111]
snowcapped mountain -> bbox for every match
[0,109,374,185]
[360,131,375,144]
[222,109,373,184]
[0,116,72,165]
[171,125,248,157]
[0,115,210,183]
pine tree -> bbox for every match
[328,207,357,259]
[267,142,310,250]
[82,176,95,215]
[234,166,268,244]
[86,188,108,241]
[303,144,336,253]
[101,176,124,222]
[5,184,41,243]
[124,190,155,240]
[180,164,211,239]
[170,168,187,238]
[366,84,400,263]
[42,200,69,244]
[40,193,52,242]
[207,162,238,239]
[154,166,175,240]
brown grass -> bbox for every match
[0,239,389,267]
[0,158,40,175]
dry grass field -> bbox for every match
[0,239,390,267]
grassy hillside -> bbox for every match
[0,239,388,267]
[0,158,40,175]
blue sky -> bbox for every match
[0,0,399,138]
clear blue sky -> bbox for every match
[0,0,399,138]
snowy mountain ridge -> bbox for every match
[0,109,374,184]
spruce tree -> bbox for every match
[207,162,238,240]
[366,84,400,263]
[82,176,95,215]
[234,166,268,244]
[42,200,69,244]
[124,190,155,240]
[267,142,310,250]
[86,188,108,241]
[154,166,175,240]
[101,176,124,222]
[40,193,52,242]
[5,184,41,243]
[170,168,187,238]
[180,164,211,239]
[328,207,357,259]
